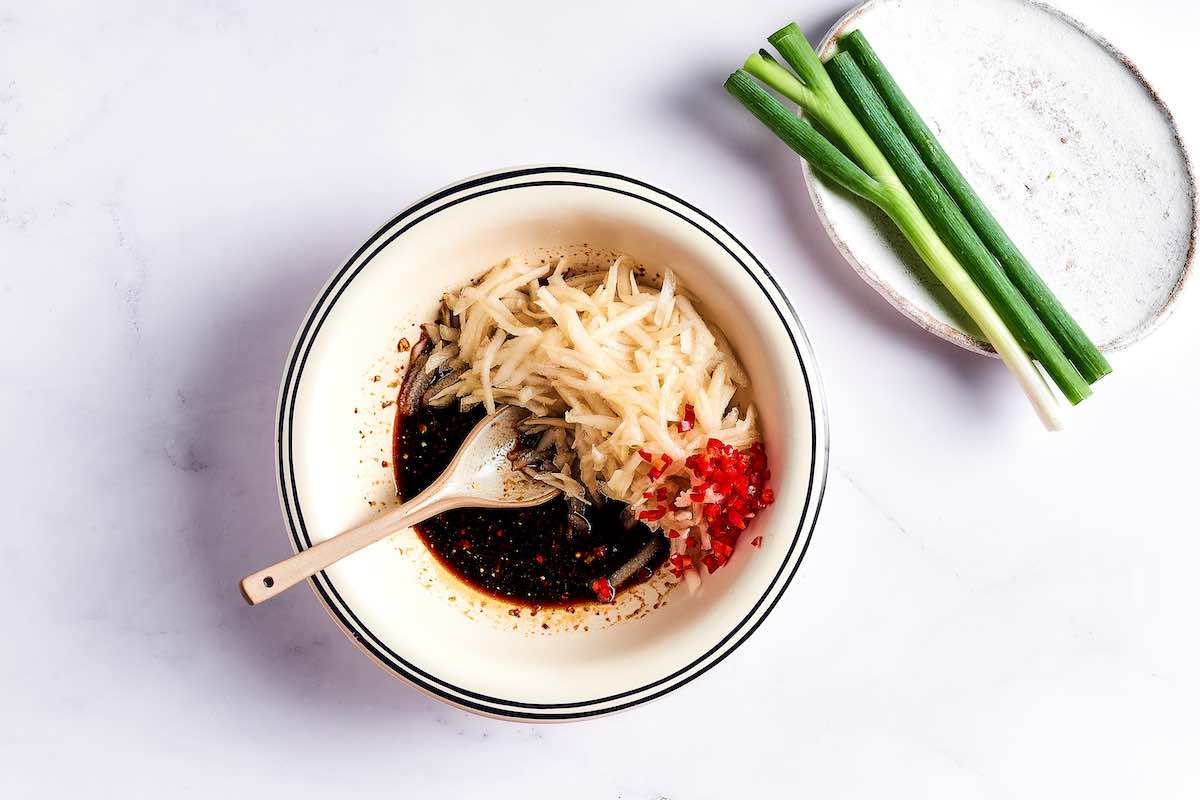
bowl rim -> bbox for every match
[274,165,830,720]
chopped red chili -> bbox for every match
[678,404,696,433]
[677,436,776,574]
[591,577,615,603]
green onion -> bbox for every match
[838,30,1111,384]
[752,25,895,180]
[724,69,1065,429]
[823,52,1091,405]
[724,71,883,204]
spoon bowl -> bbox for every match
[240,405,558,605]
[431,405,561,508]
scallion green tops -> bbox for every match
[725,23,1110,428]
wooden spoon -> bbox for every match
[240,405,559,605]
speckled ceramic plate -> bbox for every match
[804,0,1196,355]
[276,166,829,721]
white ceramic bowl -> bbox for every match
[276,166,829,720]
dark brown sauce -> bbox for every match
[393,403,665,606]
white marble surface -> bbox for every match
[3,0,1198,796]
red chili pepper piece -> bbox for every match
[591,577,615,603]
[711,539,734,563]
[638,449,654,462]
[669,553,693,572]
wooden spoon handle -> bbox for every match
[240,488,454,605]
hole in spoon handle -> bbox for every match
[239,564,295,605]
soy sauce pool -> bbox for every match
[393,404,665,606]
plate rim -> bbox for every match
[801,0,1197,357]
[273,165,831,721]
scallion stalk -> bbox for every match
[823,52,1091,405]
[752,25,895,181]
[838,30,1111,383]
[724,70,1064,430]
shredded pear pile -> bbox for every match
[414,257,759,522]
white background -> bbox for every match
[3,0,1198,796]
